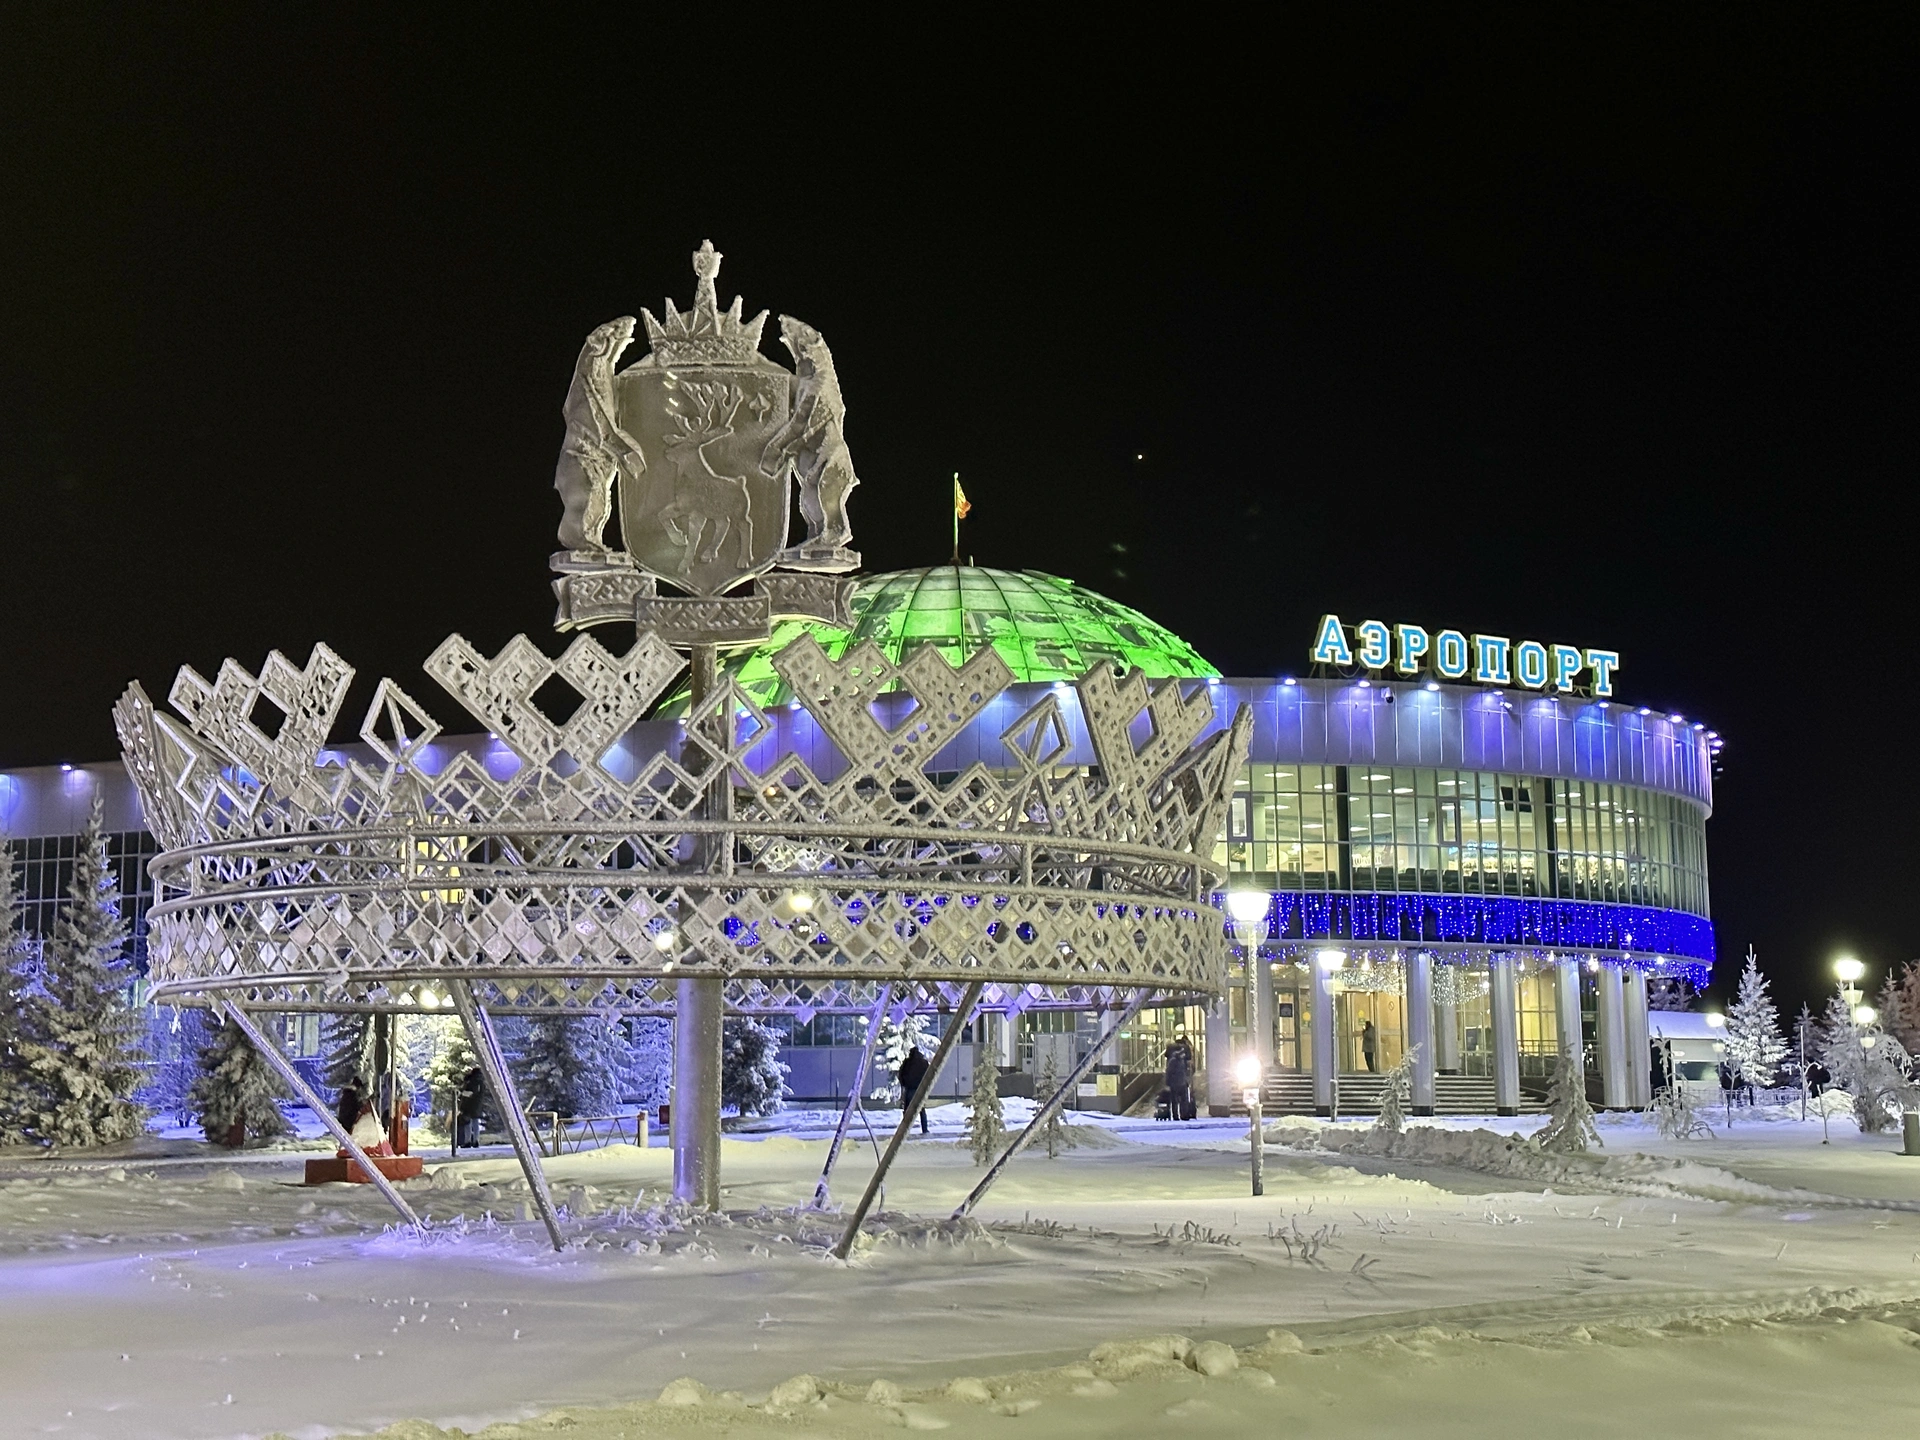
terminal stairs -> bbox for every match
[1232,1070,1544,1117]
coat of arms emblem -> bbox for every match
[551,242,860,641]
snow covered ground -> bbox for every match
[3,1102,1919,1439]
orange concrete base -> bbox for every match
[304,1154,424,1185]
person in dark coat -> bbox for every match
[1163,1037,1193,1122]
[1806,1060,1829,1097]
[456,1066,485,1148]
[335,1083,362,1135]
[897,1046,931,1133]
[1361,1020,1379,1073]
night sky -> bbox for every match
[2,12,1913,1015]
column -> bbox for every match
[1596,963,1628,1110]
[1489,952,1520,1117]
[1311,955,1337,1115]
[1204,997,1233,1117]
[1623,969,1651,1109]
[1406,951,1435,1116]
[995,1011,1016,1069]
[672,976,723,1208]
[1435,967,1461,1073]
[1254,951,1277,1070]
[1554,956,1583,1065]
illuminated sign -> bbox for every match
[1310,614,1619,698]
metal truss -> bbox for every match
[115,627,1252,1012]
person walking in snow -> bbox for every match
[897,1046,931,1133]
[1362,1020,1379,1073]
[336,1082,363,1135]
[456,1066,485,1148]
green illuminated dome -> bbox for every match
[671,566,1217,711]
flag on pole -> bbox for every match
[951,473,970,562]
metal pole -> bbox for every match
[447,980,565,1250]
[952,990,1150,1221]
[813,983,897,1208]
[1248,1095,1264,1196]
[215,1000,422,1231]
[674,642,726,1211]
[834,981,984,1259]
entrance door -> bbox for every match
[1272,986,1303,1071]
[1336,989,1406,1074]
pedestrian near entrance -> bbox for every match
[1362,1020,1378,1073]
[898,1046,931,1133]
[456,1066,485,1147]
[1163,1036,1193,1122]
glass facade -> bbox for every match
[1222,763,1708,918]
[3,830,160,967]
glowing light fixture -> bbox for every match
[1854,1005,1878,1026]
[652,929,677,952]
[1704,1012,1726,1029]
[1224,889,1271,926]
[1834,956,1866,984]
[1316,948,1347,971]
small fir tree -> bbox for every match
[1723,948,1788,1091]
[322,1011,375,1099]
[1879,961,1920,1058]
[189,1015,292,1145]
[512,1014,624,1118]
[1650,1039,1713,1139]
[625,1017,672,1112]
[1819,988,1912,1134]
[1373,1044,1417,1135]
[722,1016,789,1116]
[1535,1042,1601,1154]
[865,1012,935,1100]
[0,846,42,1145]
[1646,975,1699,1012]
[16,800,147,1146]
[966,1049,1007,1164]
[1036,1051,1078,1159]
[427,1023,481,1136]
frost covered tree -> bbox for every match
[625,1017,672,1112]
[1373,1044,1417,1134]
[1878,961,1920,1058]
[427,1023,480,1136]
[15,801,147,1146]
[512,1014,624,1118]
[1534,1042,1601,1154]
[1646,975,1699,1012]
[966,1048,1006,1164]
[1723,948,1788,1090]
[189,1016,291,1146]
[0,846,42,1145]
[1819,989,1912,1134]
[864,1011,934,1100]
[322,1012,374,1099]
[1649,1039,1712,1139]
[722,1016,788,1116]
[1036,1051,1078,1159]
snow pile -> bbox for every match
[1265,1121,1864,1205]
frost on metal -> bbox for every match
[113,631,1251,1016]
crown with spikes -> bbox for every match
[639,239,770,366]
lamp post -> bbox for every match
[1236,1053,1264,1197]
[1224,888,1274,1088]
[1827,958,1867,1146]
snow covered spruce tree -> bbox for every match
[865,1011,934,1100]
[1036,1051,1078,1158]
[1724,948,1788,1091]
[966,1047,1006,1164]
[15,799,147,1146]
[1819,989,1912,1133]
[427,1023,480,1136]
[1535,1042,1601,1154]
[0,845,42,1145]
[1878,961,1920,1057]
[625,1017,672,1113]
[721,1016,788,1117]
[512,1014,623,1119]
[1373,1044,1417,1135]
[189,1015,291,1146]
[322,1011,374,1098]
[1650,1039,1712,1139]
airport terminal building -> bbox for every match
[0,566,1718,1116]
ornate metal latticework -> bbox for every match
[114,626,1252,1016]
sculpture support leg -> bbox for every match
[215,999,421,1232]
[673,976,724,1209]
[833,982,984,1259]
[813,983,896,1209]
[952,990,1150,1221]
[447,980,565,1251]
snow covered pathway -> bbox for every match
[2,1114,1918,1438]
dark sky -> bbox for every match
[2,11,1914,1014]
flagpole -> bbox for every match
[951,471,961,565]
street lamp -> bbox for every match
[1835,956,1865,1008]
[1236,1053,1265,1196]
[1224,889,1273,1097]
